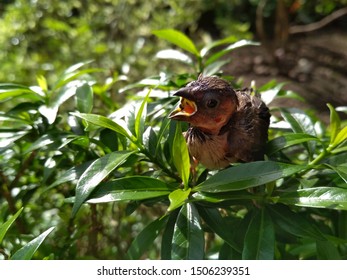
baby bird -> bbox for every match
[169,75,270,169]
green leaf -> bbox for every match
[266,133,320,155]
[281,108,315,133]
[0,207,23,244]
[172,121,190,187]
[134,90,150,144]
[45,161,92,191]
[143,127,158,156]
[202,59,230,76]
[195,161,306,193]
[156,49,193,64]
[161,210,179,260]
[242,209,274,260]
[267,205,326,240]
[198,207,241,252]
[36,75,48,92]
[39,82,85,124]
[316,240,341,260]
[193,190,256,203]
[205,40,259,66]
[168,188,191,212]
[0,131,29,149]
[331,126,347,149]
[259,82,285,105]
[327,103,341,145]
[152,29,200,57]
[87,176,173,203]
[0,83,43,102]
[71,150,135,217]
[127,216,169,260]
[325,163,347,183]
[24,133,71,154]
[10,227,54,260]
[171,203,204,260]
[277,187,347,210]
[73,112,135,142]
[52,61,102,90]
[100,129,119,151]
[76,83,93,113]
[200,35,238,57]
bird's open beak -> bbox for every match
[169,89,197,119]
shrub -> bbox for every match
[1,30,347,260]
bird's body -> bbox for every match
[169,76,271,169]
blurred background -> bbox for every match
[1,0,346,118]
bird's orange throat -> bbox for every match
[169,97,197,118]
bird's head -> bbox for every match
[169,76,238,134]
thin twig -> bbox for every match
[290,7,347,34]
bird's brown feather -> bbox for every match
[169,76,271,169]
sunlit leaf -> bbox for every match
[277,187,347,210]
[195,161,306,193]
[119,77,162,93]
[72,150,135,217]
[202,59,230,76]
[281,108,316,136]
[36,75,48,92]
[331,126,347,149]
[280,108,317,157]
[200,35,238,57]
[327,103,341,145]
[134,90,150,145]
[10,227,54,260]
[152,29,200,57]
[73,112,135,142]
[168,188,191,212]
[172,121,190,187]
[205,40,259,66]
[172,203,204,260]
[0,207,23,244]
[40,82,86,124]
[156,49,193,64]
[87,176,173,203]
[127,216,169,260]
[76,82,93,113]
[0,83,42,102]
[242,209,274,260]
[0,131,29,149]
[24,133,71,154]
[260,83,285,105]
[52,61,102,90]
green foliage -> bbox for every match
[1,28,347,260]
[0,0,208,84]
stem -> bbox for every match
[307,149,327,167]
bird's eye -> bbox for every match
[206,99,219,108]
